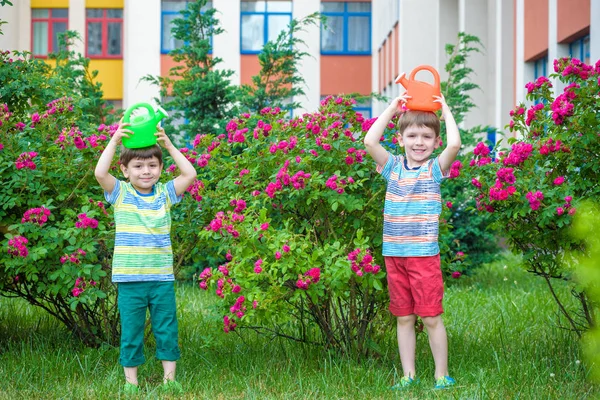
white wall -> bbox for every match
[515,0,526,105]
[0,0,31,52]
[460,0,488,128]
[213,0,240,85]
[293,0,320,113]
[590,0,600,63]
[399,0,439,75]
[371,0,399,115]
[499,0,515,131]
[547,0,569,93]
[123,0,161,107]
[69,0,85,55]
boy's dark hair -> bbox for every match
[397,110,441,137]
[119,144,163,167]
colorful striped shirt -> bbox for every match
[105,179,182,282]
[377,153,448,257]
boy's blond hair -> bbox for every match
[397,110,440,137]
[119,144,163,167]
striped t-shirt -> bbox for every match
[105,179,182,282]
[376,153,448,257]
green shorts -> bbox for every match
[117,281,180,367]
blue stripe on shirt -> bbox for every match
[114,232,173,247]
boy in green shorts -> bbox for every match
[95,121,197,394]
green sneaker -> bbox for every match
[390,376,417,390]
[123,382,139,395]
[434,376,456,389]
[161,380,184,395]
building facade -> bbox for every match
[372,0,598,133]
[0,0,598,132]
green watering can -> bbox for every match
[121,103,169,149]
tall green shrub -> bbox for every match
[439,33,500,269]
[462,56,600,336]
[0,32,119,346]
[569,202,600,380]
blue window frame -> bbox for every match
[533,55,547,79]
[532,56,548,105]
[569,35,590,64]
[354,99,372,119]
[161,0,212,54]
[487,127,496,153]
[321,2,371,55]
[240,1,292,54]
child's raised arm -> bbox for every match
[155,127,197,196]
[94,121,131,194]
[364,95,408,168]
[434,95,461,174]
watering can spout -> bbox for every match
[395,72,408,87]
[155,105,169,123]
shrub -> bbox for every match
[438,33,500,271]
[570,202,600,381]
[461,57,600,335]
[0,33,120,346]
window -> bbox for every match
[354,99,372,119]
[569,35,590,64]
[31,9,68,57]
[104,100,123,110]
[161,0,213,54]
[86,9,123,58]
[240,0,292,53]
[532,55,548,105]
[534,56,547,79]
[321,2,371,55]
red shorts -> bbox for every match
[384,254,444,317]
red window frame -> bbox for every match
[85,9,123,59]
[31,9,68,58]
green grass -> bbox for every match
[0,254,598,399]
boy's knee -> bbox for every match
[421,315,443,329]
[396,314,417,326]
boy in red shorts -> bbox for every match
[363,93,461,390]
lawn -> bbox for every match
[0,254,597,399]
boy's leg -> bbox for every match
[396,314,417,378]
[148,281,181,382]
[407,254,448,380]
[118,282,149,384]
[162,360,176,382]
[124,367,139,386]
[422,315,449,379]
[385,257,417,378]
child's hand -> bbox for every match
[112,119,132,144]
[388,93,411,114]
[433,94,451,120]
[155,124,174,150]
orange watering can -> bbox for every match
[395,65,442,112]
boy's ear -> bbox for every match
[396,133,405,147]
[120,163,129,178]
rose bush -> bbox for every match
[181,99,390,354]
[461,57,600,335]
[175,94,471,354]
[0,34,121,346]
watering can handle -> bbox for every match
[123,103,155,123]
[408,65,441,88]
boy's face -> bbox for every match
[397,124,439,167]
[120,156,162,194]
